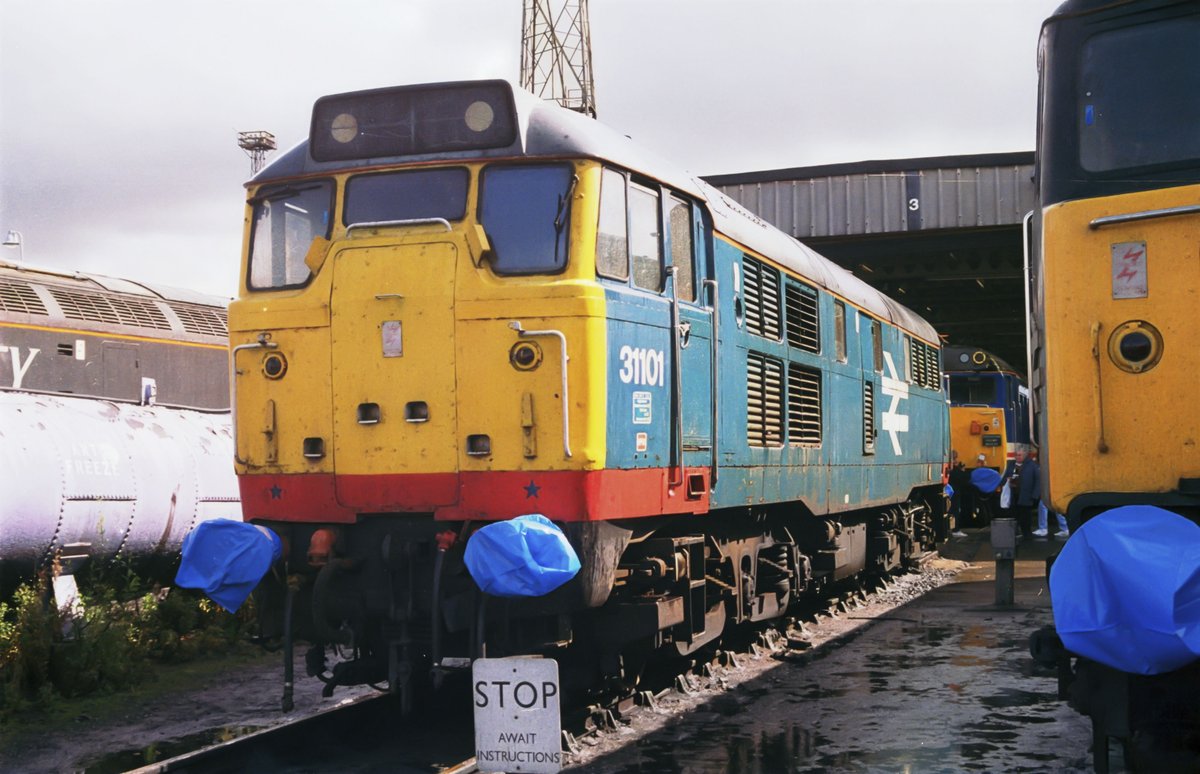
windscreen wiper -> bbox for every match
[247,183,327,206]
[554,174,580,231]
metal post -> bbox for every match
[991,517,1017,606]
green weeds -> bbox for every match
[0,562,255,722]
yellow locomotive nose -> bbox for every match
[326,237,461,507]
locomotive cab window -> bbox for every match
[248,181,333,290]
[1079,16,1200,174]
[833,301,847,363]
[871,319,883,372]
[596,168,629,281]
[629,181,663,291]
[344,167,469,226]
[667,194,695,302]
[479,163,574,275]
[597,169,696,299]
[949,376,997,406]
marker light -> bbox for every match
[303,437,326,459]
[263,353,288,379]
[510,341,543,371]
[467,434,492,457]
[1108,320,1163,373]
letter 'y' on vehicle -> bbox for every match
[4,346,39,390]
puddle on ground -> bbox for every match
[621,723,831,773]
[83,725,262,773]
[978,687,1056,710]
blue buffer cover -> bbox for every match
[464,514,581,598]
[970,467,1002,494]
[175,519,282,613]
[1051,506,1200,674]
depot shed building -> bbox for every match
[704,152,1035,372]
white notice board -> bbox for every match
[473,657,562,774]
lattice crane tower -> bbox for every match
[238,131,277,175]
[520,0,596,118]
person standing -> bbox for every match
[1033,501,1070,539]
[1012,450,1041,540]
[948,451,971,528]
[969,453,1001,525]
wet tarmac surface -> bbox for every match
[576,530,1094,773]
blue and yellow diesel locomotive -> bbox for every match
[943,345,1033,477]
[230,80,949,703]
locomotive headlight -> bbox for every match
[330,113,358,144]
[464,100,495,132]
[1108,320,1163,373]
[263,352,288,379]
[510,341,543,371]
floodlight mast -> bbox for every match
[520,0,597,118]
[238,130,277,175]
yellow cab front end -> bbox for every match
[230,153,609,525]
[1041,181,1200,516]
[949,406,1007,472]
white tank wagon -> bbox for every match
[0,391,239,585]
[0,262,239,587]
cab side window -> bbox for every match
[597,168,698,300]
[629,182,662,291]
[871,319,883,372]
[833,301,848,363]
[667,194,695,301]
[596,168,629,280]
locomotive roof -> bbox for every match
[252,80,939,344]
[0,262,230,341]
[0,262,230,308]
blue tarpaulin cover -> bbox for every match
[464,514,581,598]
[175,519,282,613]
[970,467,1002,494]
[1051,505,1200,675]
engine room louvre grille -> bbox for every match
[747,351,784,447]
[909,337,927,388]
[0,281,48,316]
[863,381,876,453]
[169,303,229,337]
[907,338,940,390]
[787,363,822,446]
[924,343,941,390]
[49,288,172,330]
[743,256,781,340]
[784,281,820,353]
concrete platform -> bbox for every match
[582,527,1096,772]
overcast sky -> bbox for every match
[0,0,1061,299]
